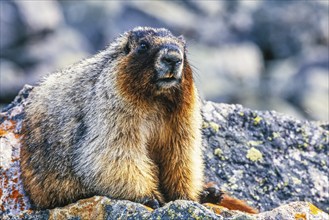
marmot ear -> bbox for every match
[178,35,186,44]
[124,42,130,55]
[124,32,133,55]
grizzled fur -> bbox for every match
[21,27,204,209]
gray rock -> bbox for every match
[22,27,91,79]
[0,1,90,105]
[264,46,329,121]
[251,1,329,59]
[3,197,329,220]
[190,42,264,103]
[59,1,124,51]
[0,1,24,50]
[202,101,329,212]
[283,53,329,121]
[14,0,63,34]
[0,59,26,102]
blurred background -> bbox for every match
[0,0,328,121]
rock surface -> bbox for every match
[0,85,328,219]
[4,197,329,220]
[201,102,329,212]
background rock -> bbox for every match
[0,0,328,121]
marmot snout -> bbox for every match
[20,27,204,209]
[155,44,183,87]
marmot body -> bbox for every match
[21,27,204,209]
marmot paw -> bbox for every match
[200,182,224,204]
[140,196,160,209]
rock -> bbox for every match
[0,1,24,50]
[202,102,328,212]
[256,202,328,220]
[0,59,26,103]
[265,45,329,121]
[0,1,91,105]
[251,1,329,59]
[0,86,32,217]
[2,198,329,220]
[14,0,64,34]
[189,42,264,103]
[58,1,125,51]
[22,27,91,80]
[284,56,329,121]
[1,85,328,219]
[130,1,198,30]
[3,196,329,220]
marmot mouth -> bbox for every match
[158,77,177,82]
[156,77,180,88]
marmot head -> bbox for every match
[115,27,195,107]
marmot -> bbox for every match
[21,27,204,209]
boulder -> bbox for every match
[201,101,328,213]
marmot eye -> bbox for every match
[138,42,149,52]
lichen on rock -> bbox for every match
[0,86,32,217]
[246,147,263,162]
[202,101,329,213]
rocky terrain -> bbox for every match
[201,101,328,212]
[1,1,328,121]
[0,85,328,219]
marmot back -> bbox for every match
[21,27,204,209]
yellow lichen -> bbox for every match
[230,184,239,190]
[292,177,302,185]
[202,122,209,128]
[273,132,280,138]
[219,156,227,161]
[209,122,220,132]
[309,203,321,215]
[228,176,237,183]
[246,147,263,162]
[214,148,223,156]
[294,213,306,220]
[253,116,262,125]
[301,160,308,166]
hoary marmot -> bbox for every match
[21,27,204,209]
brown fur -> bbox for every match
[21,27,204,209]
[219,194,259,214]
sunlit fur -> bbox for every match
[21,27,203,209]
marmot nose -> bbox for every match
[160,53,182,70]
